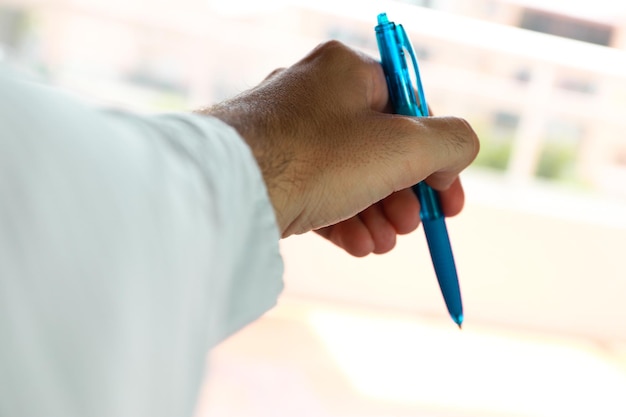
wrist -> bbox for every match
[197,101,300,236]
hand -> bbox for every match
[202,41,479,254]
[315,177,465,257]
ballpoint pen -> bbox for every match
[375,12,464,328]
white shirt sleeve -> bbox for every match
[0,70,284,417]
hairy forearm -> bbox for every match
[198,87,304,235]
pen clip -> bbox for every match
[397,24,429,117]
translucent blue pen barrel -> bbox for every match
[376,12,464,326]
[375,15,416,116]
[414,182,463,324]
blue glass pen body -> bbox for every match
[375,13,463,325]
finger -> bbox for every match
[422,118,479,190]
[381,189,420,234]
[358,203,397,254]
[436,176,465,217]
[315,216,375,257]
[369,115,479,194]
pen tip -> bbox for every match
[451,313,464,329]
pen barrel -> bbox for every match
[376,12,463,326]
[414,182,463,321]
[422,216,463,320]
[413,182,443,221]
[375,17,420,117]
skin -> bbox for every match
[202,40,479,257]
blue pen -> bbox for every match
[375,12,464,328]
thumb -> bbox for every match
[366,114,479,193]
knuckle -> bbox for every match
[308,40,356,64]
[317,39,349,53]
[264,67,286,81]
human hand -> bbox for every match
[315,176,465,257]
[202,41,479,255]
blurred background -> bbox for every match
[2,0,626,415]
